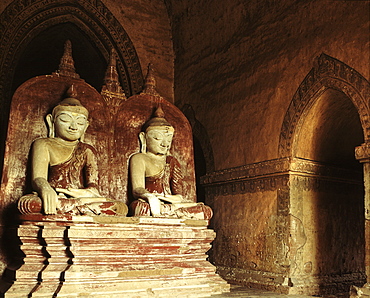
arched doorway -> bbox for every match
[295,89,363,170]
[279,54,370,294]
[294,88,365,292]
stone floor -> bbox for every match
[210,285,349,297]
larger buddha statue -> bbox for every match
[129,106,212,220]
[18,87,127,216]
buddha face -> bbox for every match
[144,126,174,155]
[54,111,88,141]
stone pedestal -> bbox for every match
[1,215,229,297]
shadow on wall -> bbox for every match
[182,103,215,205]
[293,88,365,293]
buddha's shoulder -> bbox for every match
[32,138,87,150]
[32,137,53,147]
[130,152,157,164]
[130,152,146,160]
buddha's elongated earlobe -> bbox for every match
[80,120,89,142]
[139,132,146,153]
[46,114,54,138]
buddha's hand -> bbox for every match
[143,193,161,216]
[55,187,100,198]
[40,187,58,215]
[156,194,184,204]
[33,177,58,215]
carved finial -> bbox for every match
[110,48,117,67]
[142,63,159,96]
[142,105,172,132]
[54,40,80,79]
[66,84,78,99]
[101,49,125,96]
[154,105,165,118]
[101,48,126,109]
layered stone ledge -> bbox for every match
[1,215,230,297]
[202,157,362,187]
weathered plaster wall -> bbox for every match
[0,1,9,12]
[211,191,279,273]
[168,0,370,293]
[169,0,370,169]
[289,175,365,290]
[102,0,174,100]
[0,0,174,101]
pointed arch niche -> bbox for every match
[0,0,144,174]
[278,54,370,294]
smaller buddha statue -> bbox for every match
[18,87,127,216]
[129,106,212,220]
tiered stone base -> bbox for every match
[1,215,230,297]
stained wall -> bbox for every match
[166,0,370,294]
[101,0,174,100]
[169,0,369,168]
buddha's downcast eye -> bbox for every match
[76,118,87,126]
[56,113,86,126]
[57,115,72,122]
[148,131,164,140]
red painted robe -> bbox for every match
[144,155,183,196]
[48,142,99,190]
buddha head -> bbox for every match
[46,89,89,141]
[139,106,174,155]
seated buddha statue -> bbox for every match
[18,88,127,216]
[129,106,212,220]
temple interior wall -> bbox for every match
[0,0,369,295]
[101,0,175,101]
[211,190,278,273]
[289,175,365,287]
[169,0,369,168]
[167,0,369,292]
